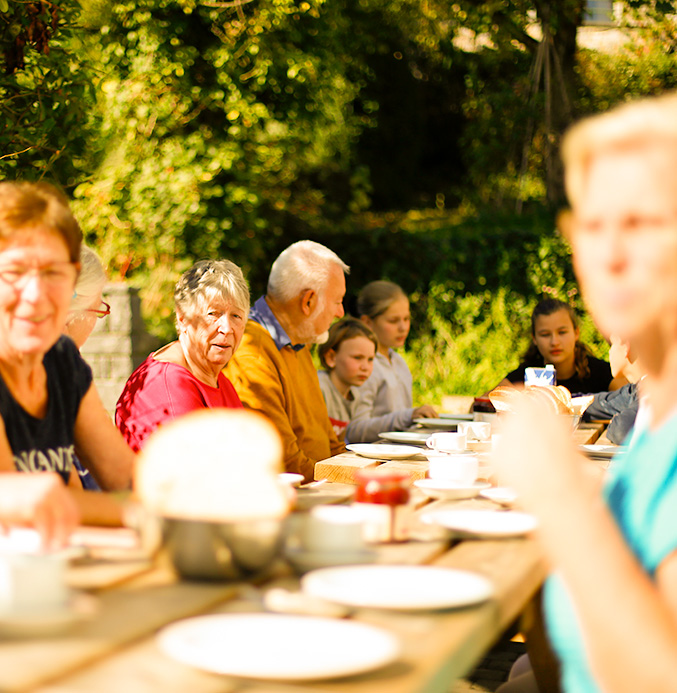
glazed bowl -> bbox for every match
[163,516,286,581]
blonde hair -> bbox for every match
[562,92,677,209]
[0,181,82,262]
[318,318,378,371]
[357,280,407,320]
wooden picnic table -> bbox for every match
[0,509,542,692]
[314,421,607,484]
[0,422,612,693]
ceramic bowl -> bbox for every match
[163,516,285,581]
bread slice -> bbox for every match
[488,386,524,412]
[135,408,290,522]
[489,384,574,415]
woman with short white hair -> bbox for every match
[116,259,248,452]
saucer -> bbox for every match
[414,479,491,501]
[378,431,431,446]
[285,546,376,574]
[0,591,98,637]
[279,473,304,487]
[422,509,538,538]
[479,487,518,507]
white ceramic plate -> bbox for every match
[279,473,304,487]
[158,613,400,680]
[413,418,458,429]
[479,487,518,506]
[301,565,493,610]
[413,479,491,501]
[346,443,424,460]
[439,413,475,421]
[378,431,431,446]
[579,444,624,459]
[422,509,537,538]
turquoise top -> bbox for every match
[544,411,677,692]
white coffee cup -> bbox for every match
[426,431,467,453]
[0,553,68,614]
[457,421,492,442]
[427,452,479,485]
[301,505,365,553]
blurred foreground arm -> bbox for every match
[0,473,79,550]
[494,400,677,693]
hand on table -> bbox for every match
[492,397,592,517]
[0,473,80,550]
[413,404,437,419]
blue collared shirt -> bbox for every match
[249,296,305,352]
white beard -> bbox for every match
[312,330,329,345]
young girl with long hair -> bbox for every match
[346,280,436,443]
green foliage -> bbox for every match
[321,205,605,399]
[577,40,677,115]
[406,288,530,402]
[0,0,94,185]
[70,0,382,338]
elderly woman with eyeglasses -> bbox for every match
[65,245,110,349]
[115,260,247,452]
[63,245,110,491]
[0,182,134,527]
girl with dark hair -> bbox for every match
[496,298,617,396]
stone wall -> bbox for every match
[81,283,162,417]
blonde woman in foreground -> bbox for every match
[0,182,134,526]
[495,92,677,692]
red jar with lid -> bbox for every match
[354,468,411,542]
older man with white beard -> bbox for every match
[226,241,348,481]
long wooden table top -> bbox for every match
[315,422,608,484]
[0,493,546,693]
[0,422,611,692]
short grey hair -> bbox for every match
[563,92,677,209]
[174,259,250,327]
[267,240,349,302]
[69,245,106,313]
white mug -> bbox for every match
[457,421,492,442]
[301,505,365,553]
[0,553,68,614]
[427,452,479,485]
[426,431,467,453]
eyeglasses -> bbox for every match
[0,262,77,289]
[86,301,111,319]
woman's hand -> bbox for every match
[492,396,588,516]
[0,473,80,550]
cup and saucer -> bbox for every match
[0,533,97,637]
[418,431,487,499]
[284,506,376,574]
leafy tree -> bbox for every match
[72,0,381,335]
[0,0,93,185]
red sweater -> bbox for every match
[116,356,242,452]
